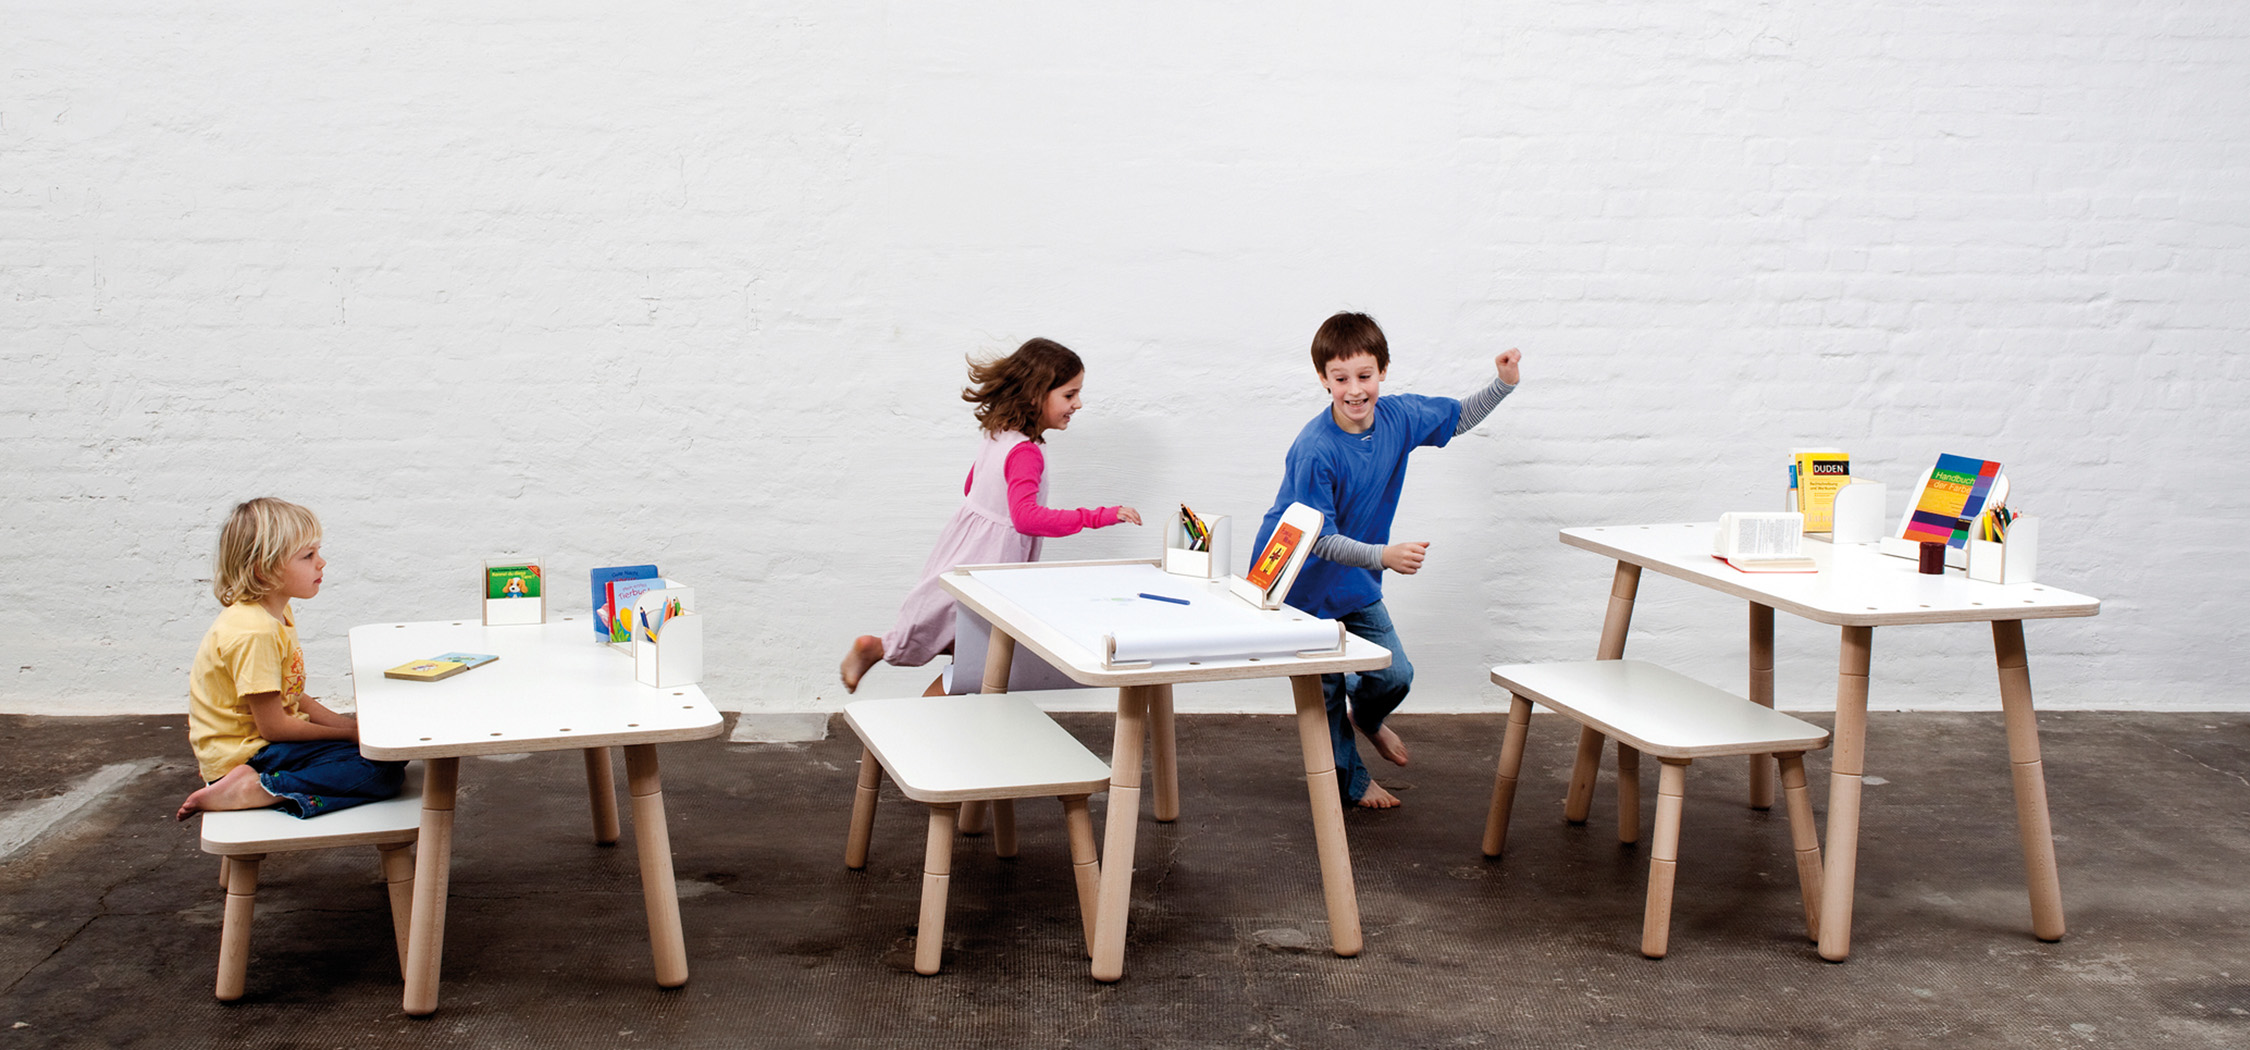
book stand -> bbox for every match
[632,586,703,688]
[483,557,546,627]
[1162,514,1231,579]
[1228,502,1322,610]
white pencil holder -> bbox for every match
[1967,516,2038,585]
[1162,514,1232,579]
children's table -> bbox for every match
[1555,523,2100,960]
[938,559,1392,982]
[350,617,724,1016]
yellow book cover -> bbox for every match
[384,659,468,682]
[1793,451,1850,532]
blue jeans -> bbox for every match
[247,740,406,819]
[1321,601,1413,803]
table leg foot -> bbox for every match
[625,744,689,988]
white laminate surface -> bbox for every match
[199,766,425,855]
[1561,523,2100,626]
[1490,661,1830,759]
[845,695,1111,803]
[350,619,723,759]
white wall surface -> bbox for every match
[6,2,2245,716]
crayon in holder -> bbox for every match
[1967,516,2038,585]
[483,557,546,626]
[1163,513,1231,579]
[632,585,703,688]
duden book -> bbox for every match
[1713,512,1817,572]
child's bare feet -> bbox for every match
[175,764,276,821]
[1354,781,1403,809]
[840,635,884,693]
[1366,723,1410,766]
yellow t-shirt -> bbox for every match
[187,601,309,782]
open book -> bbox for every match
[1713,512,1817,572]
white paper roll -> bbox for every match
[1107,618,1341,664]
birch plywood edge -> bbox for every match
[1559,524,2099,627]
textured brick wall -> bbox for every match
[6,3,2244,714]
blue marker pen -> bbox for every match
[1137,592,1190,606]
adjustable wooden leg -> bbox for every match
[1090,684,1152,981]
[1293,673,1362,959]
[1817,626,1873,962]
[215,853,262,1001]
[378,842,416,977]
[991,799,1018,858]
[403,756,458,1016]
[625,744,689,988]
[1748,603,1777,810]
[1617,741,1642,844]
[1150,684,1180,823]
[915,803,959,975]
[1566,561,1640,822]
[1482,695,1534,857]
[1776,751,1824,942]
[846,747,881,869]
[1640,759,1689,959]
[583,747,620,846]
[1061,794,1100,957]
[960,629,1018,839]
[1995,619,2066,942]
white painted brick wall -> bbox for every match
[5,2,2245,716]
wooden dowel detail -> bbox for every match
[1062,795,1100,957]
[1150,684,1180,823]
[1640,760,1688,959]
[846,746,881,869]
[583,747,620,846]
[1293,674,1362,959]
[1483,695,1534,857]
[1090,685,1151,982]
[1777,752,1824,942]
[1748,603,1777,810]
[403,756,458,1016]
[916,803,959,975]
[1617,741,1642,845]
[214,853,262,1001]
[1995,619,2066,942]
[378,842,416,977]
[625,744,688,988]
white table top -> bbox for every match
[349,618,724,760]
[1561,523,2100,627]
[939,560,1391,687]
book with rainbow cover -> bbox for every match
[1902,453,2002,550]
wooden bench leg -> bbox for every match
[992,799,1018,858]
[1566,561,1640,822]
[959,800,989,836]
[378,843,416,977]
[1150,684,1179,823]
[1641,759,1689,959]
[1617,742,1642,845]
[1748,603,1777,810]
[916,803,960,975]
[584,747,620,846]
[1482,695,1534,856]
[846,747,882,869]
[1776,751,1824,942]
[957,627,1019,841]
[217,855,231,893]
[1061,794,1100,957]
[215,853,262,1001]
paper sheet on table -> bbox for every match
[971,563,1341,664]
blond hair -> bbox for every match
[212,498,323,606]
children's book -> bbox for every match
[1791,450,1851,533]
[1712,511,1818,572]
[1246,522,1305,592]
[384,659,468,682]
[486,564,542,600]
[1900,454,2003,551]
[607,577,669,643]
[431,652,499,670]
[590,564,660,641]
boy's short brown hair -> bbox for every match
[1310,312,1389,374]
[212,498,322,607]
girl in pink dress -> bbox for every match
[841,338,1142,695]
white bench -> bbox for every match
[843,695,1110,975]
[197,766,423,1000]
[1482,661,1829,958]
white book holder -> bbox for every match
[1228,502,1323,611]
[483,557,546,626]
[632,585,703,688]
[1162,513,1232,579]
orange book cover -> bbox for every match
[1246,523,1305,591]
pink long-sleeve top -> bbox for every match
[964,441,1121,537]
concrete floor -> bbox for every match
[2,709,2246,1049]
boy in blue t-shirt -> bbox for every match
[1252,312,1522,808]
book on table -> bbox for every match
[590,564,660,641]
[1790,449,1851,533]
[1713,511,1817,572]
[385,658,468,682]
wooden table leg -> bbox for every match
[1616,742,1642,844]
[1817,625,1873,962]
[1748,603,1777,810]
[1090,684,1151,982]
[1566,562,1640,822]
[1150,683,1180,823]
[583,746,620,846]
[961,628,1020,837]
[1292,673,1362,958]
[1994,619,2066,941]
[402,756,458,1016]
[624,744,689,988]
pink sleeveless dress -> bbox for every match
[879,432,1044,666]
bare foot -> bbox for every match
[1353,781,1403,809]
[840,635,884,693]
[1366,723,1410,767]
[175,764,276,821]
